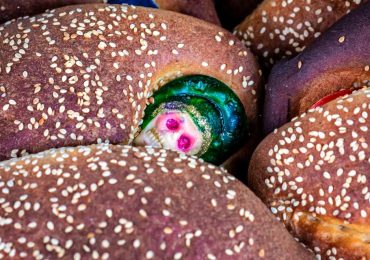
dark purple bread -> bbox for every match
[249,87,370,259]
[263,2,370,133]
[234,0,368,68]
[0,0,220,25]
[0,4,261,167]
[0,144,313,259]
[155,0,220,24]
[0,0,97,24]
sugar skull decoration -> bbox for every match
[134,75,248,164]
[107,0,158,8]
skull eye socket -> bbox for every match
[177,135,192,151]
[137,75,248,165]
[166,118,180,131]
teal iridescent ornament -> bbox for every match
[134,75,248,165]
[107,0,158,8]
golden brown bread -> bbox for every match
[292,213,370,259]
[0,0,220,25]
[234,0,368,67]
[249,87,370,259]
[0,144,314,259]
[0,4,261,170]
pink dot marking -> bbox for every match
[177,135,192,151]
[166,118,180,131]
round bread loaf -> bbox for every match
[0,0,219,25]
[0,4,261,167]
[0,0,98,24]
[234,0,367,68]
[263,2,370,133]
[249,87,370,259]
[0,144,313,259]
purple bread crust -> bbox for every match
[0,0,98,24]
[0,144,313,259]
[0,4,260,162]
[264,2,370,134]
[249,88,370,258]
[0,0,219,25]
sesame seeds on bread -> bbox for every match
[0,0,220,25]
[0,4,261,161]
[263,1,370,133]
[249,87,370,258]
[0,0,99,24]
[0,144,313,259]
[234,0,367,68]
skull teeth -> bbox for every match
[146,129,164,148]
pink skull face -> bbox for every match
[134,110,203,155]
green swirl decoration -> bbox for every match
[140,75,248,165]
